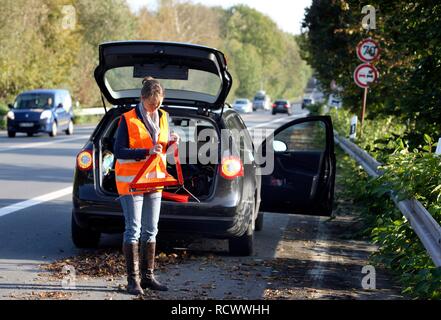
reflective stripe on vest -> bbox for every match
[115,108,169,195]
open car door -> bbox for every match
[259,116,336,216]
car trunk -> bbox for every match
[98,110,219,202]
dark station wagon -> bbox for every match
[72,41,336,256]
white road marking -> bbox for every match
[0,135,89,152]
[0,187,72,218]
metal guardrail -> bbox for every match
[73,107,106,116]
[334,132,441,267]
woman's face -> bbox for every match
[142,95,163,113]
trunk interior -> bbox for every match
[99,111,219,202]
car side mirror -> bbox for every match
[8,103,13,109]
[273,140,287,152]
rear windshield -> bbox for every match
[235,100,248,104]
[275,100,288,104]
[14,93,55,110]
[105,67,222,97]
[254,96,264,101]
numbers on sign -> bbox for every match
[363,45,377,57]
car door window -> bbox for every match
[274,121,326,153]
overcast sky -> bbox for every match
[126,0,312,35]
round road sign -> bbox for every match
[353,63,379,88]
[356,38,380,62]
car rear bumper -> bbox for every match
[72,195,248,238]
[273,107,290,113]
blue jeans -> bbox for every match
[120,192,162,244]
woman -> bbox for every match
[114,76,179,295]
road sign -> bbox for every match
[349,116,358,140]
[356,38,380,62]
[354,63,379,88]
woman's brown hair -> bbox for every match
[141,76,164,100]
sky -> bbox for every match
[126,0,312,35]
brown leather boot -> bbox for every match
[122,242,144,295]
[140,241,168,291]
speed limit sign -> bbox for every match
[356,38,380,62]
[354,63,379,88]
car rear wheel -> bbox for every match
[71,214,101,248]
[27,132,33,137]
[229,221,254,256]
[7,131,16,138]
[272,111,276,115]
[65,120,74,135]
[49,122,57,137]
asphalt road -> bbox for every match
[0,104,402,300]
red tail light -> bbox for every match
[220,155,244,179]
[77,149,93,171]
[272,104,276,108]
[284,103,289,108]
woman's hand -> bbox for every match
[170,132,180,144]
[151,144,163,155]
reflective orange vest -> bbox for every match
[115,108,169,195]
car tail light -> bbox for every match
[77,149,93,171]
[220,155,244,179]
[284,103,289,108]
[272,104,276,108]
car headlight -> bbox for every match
[6,111,14,120]
[40,110,52,120]
[102,151,115,176]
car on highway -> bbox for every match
[232,98,253,113]
[271,99,292,115]
[72,41,336,256]
[252,91,271,111]
[6,89,74,137]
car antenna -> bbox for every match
[100,93,108,113]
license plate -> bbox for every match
[19,122,33,127]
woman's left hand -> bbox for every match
[170,132,180,144]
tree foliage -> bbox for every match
[0,0,311,106]
[300,0,441,141]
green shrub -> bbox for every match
[338,134,441,299]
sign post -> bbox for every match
[350,115,358,140]
[354,38,380,137]
[436,138,441,155]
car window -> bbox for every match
[275,121,326,152]
[105,67,221,98]
[14,93,55,110]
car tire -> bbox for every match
[71,214,101,248]
[229,221,254,256]
[255,212,264,231]
[27,132,33,137]
[272,111,276,115]
[49,122,57,137]
[65,120,74,135]
[8,131,16,138]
